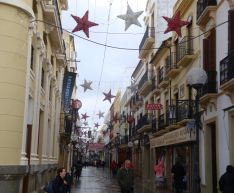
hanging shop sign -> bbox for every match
[62,71,77,112]
[150,126,196,148]
[145,103,163,110]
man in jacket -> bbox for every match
[171,158,186,193]
[53,167,67,193]
[117,160,134,193]
[219,165,234,193]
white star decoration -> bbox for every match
[117,3,143,31]
[80,79,93,92]
[97,111,105,119]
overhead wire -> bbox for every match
[31,19,228,51]
[92,0,113,124]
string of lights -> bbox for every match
[31,19,228,51]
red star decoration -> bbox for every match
[103,90,115,103]
[94,123,100,128]
[71,11,98,38]
[163,11,189,37]
[127,115,135,124]
[81,113,89,121]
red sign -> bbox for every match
[88,143,105,151]
[145,103,163,110]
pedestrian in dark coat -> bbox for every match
[53,167,67,193]
[219,165,234,193]
[171,159,186,193]
[117,160,134,193]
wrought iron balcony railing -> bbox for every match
[139,27,155,53]
[176,36,194,63]
[158,67,164,84]
[220,51,234,85]
[136,114,150,130]
[165,53,177,74]
[138,71,149,90]
[197,0,217,20]
[120,135,129,144]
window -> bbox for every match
[41,68,44,88]
[30,46,34,70]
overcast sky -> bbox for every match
[62,0,147,131]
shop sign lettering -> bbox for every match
[150,127,196,148]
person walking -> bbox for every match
[117,160,134,193]
[75,160,83,181]
[171,158,186,193]
[110,160,118,177]
[219,165,234,193]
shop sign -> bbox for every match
[88,143,105,151]
[150,127,196,148]
[145,103,163,110]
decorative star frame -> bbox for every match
[81,113,89,121]
[71,10,98,38]
[117,3,143,31]
[163,11,189,37]
[80,79,93,92]
[97,111,105,119]
[112,113,119,123]
[103,89,115,103]
[94,122,100,128]
[83,121,88,126]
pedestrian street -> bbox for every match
[71,167,155,193]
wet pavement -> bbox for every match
[71,167,155,193]
[71,167,121,193]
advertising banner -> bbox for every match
[62,71,76,112]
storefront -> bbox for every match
[151,127,196,193]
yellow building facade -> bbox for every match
[0,0,73,192]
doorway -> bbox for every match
[206,122,217,193]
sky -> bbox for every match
[61,0,148,132]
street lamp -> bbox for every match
[187,68,207,193]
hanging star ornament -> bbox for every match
[97,111,105,119]
[94,122,100,128]
[71,11,98,38]
[83,121,88,126]
[163,11,189,37]
[103,90,116,103]
[80,79,93,92]
[117,3,143,31]
[81,113,89,121]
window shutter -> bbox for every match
[203,38,209,71]
[209,28,216,69]
[228,9,234,52]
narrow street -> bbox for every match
[71,167,155,193]
[71,167,120,193]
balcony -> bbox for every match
[136,115,151,133]
[130,93,143,112]
[200,70,218,107]
[165,53,180,79]
[139,27,155,59]
[41,0,64,51]
[138,72,152,96]
[220,51,234,103]
[176,36,195,67]
[151,76,160,96]
[158,67,169,89]
[164,100,195,127]
[120,135,129,145]
[197,0,217,28]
